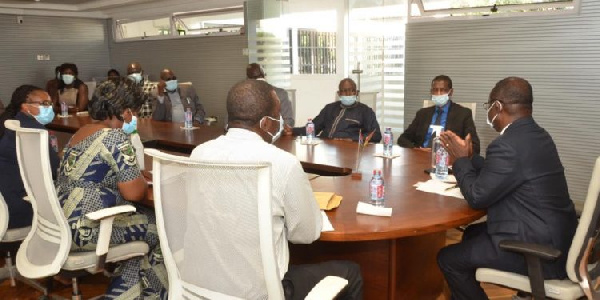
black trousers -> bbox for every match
[437,223,528,300]
[282,260,363,300]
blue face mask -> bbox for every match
[165,80,178,92]
[62,74,75,85]
[122,115,138,135]
[128,73,142,84]
[34,106,55,125]
[340,95,357,106]
[432,94,449,107]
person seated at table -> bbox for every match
[50,63,89,113]
[152,68,205,124]
[437,77,577,300]
[126,62,155,119]
[286,78,381,143]
[55,79,167,299]
[191,79,363,299]
[247,63,295,126]
[0,85,59,229]
[107,68,120,82]
[46,65,62,106]
[397,75,480,154]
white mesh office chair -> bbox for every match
[146,148,347,300]
[423,99,477,119]
[476,156,600,299]
[6,120,149,300]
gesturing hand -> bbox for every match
[440,131,472,164]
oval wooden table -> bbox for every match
[47,116,485,300]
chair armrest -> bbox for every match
[85,205,137,272]
[86,205,136,221]
[499,240,561,261]
[304,276,348,300]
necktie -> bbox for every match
[434,108,443,125]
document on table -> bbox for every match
[321,211,334,232]
[414,178,464,199]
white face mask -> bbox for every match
[261,115,284,144]
[486,101,502,129]
[431,94,449,107]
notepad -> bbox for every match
[314,192,343,210]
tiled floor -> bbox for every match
[0,229,517,299]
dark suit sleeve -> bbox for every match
[364,107,381,143]
[190,89,206,124]
[152,95,167,121]
[292,105,328,136]
[397,113,421,148]
[453,141,523,210]
[462,110,481,155]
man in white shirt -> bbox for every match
[190,79,363,300]
[152,68,205,124]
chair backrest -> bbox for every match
[423,100,477,119]
[566,156,600,282]
[5,120,71,279]
[0,192,9,241]
[85,81,96,101]
[146,149,283,300]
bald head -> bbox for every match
[246,63,265,80]
[160,69,175,81]
[127,62,142,75]
[490,77,533,109]
[227,80,276,126]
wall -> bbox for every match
[0,14,110,105]
[405,0,600,203]
[108,26,248,126]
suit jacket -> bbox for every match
[397,101,480,154]
[453,116,577,278]
[152,84,206,123]
[274,87,295,127]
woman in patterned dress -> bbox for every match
[56,79,167,299]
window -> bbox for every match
[296,29,336,75]
[116,17,171,40]
[410,0,578,19]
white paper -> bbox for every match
[356,202,393,217]
[414,179,464,199]
[372,152,401,159]
[321,211,334,232]
[298,137,322,145]
[429,173,457,183]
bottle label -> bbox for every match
[306,124,314,135]
[436,149,448,166]
[370,182,384,199]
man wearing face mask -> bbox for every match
[437,77,577,300]
[397,75,480,154]
[126,62,155,119]
[287,78,381,143]
[152,68,206,124]
[190,79,363,300]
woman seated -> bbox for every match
[52,63,89,113]
[56,79,167,299]
[0,85,59,229]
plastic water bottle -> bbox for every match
[433,136,449,180]
[306,118,315,143]
[184,107,193,129]
[369,169,385,206]
[383,127,393,157]
[60,101,68,117]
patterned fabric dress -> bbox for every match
[56,128,168,299]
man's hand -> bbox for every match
[440,131,473,164]
[283,124,293,136]
[157,80,166,96]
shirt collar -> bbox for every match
[500,123,512,135]
[226,128,265,141]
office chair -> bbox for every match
[476,156,600,299]
[146,148,348,299]
[6,120,149,300]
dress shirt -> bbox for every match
[190,128,322,281]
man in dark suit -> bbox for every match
[397,75,480,154]
[152,68,205,124]
[437,77,577,300]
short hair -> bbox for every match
[490,77,533,108]
[0,85,45,138]
[60,63,79,76]
[246,63,265,79]
[89,78,143,122]
[432,75,452,89]
[338,78,357,91]
[107,69,120,77]
[227,80,275,126]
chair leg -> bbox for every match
[71,277,82,300]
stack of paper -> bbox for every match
[414,179,464,199]
[314,192,343,210]
[356,202,393,217]
[321,211,334,232]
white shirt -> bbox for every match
[190,128,322,278]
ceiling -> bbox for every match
[0,0,95,4]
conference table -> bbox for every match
[47,115,485,300]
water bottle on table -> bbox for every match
[369,169,385,206]
[383,127,393,157]
[184,107,193,129]
[432,136,449,180]
[60,101,68,117]
[306,118,315,143]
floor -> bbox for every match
[0,228,517,299]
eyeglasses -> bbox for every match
[28,100,53,107]
[482,99,503,110]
